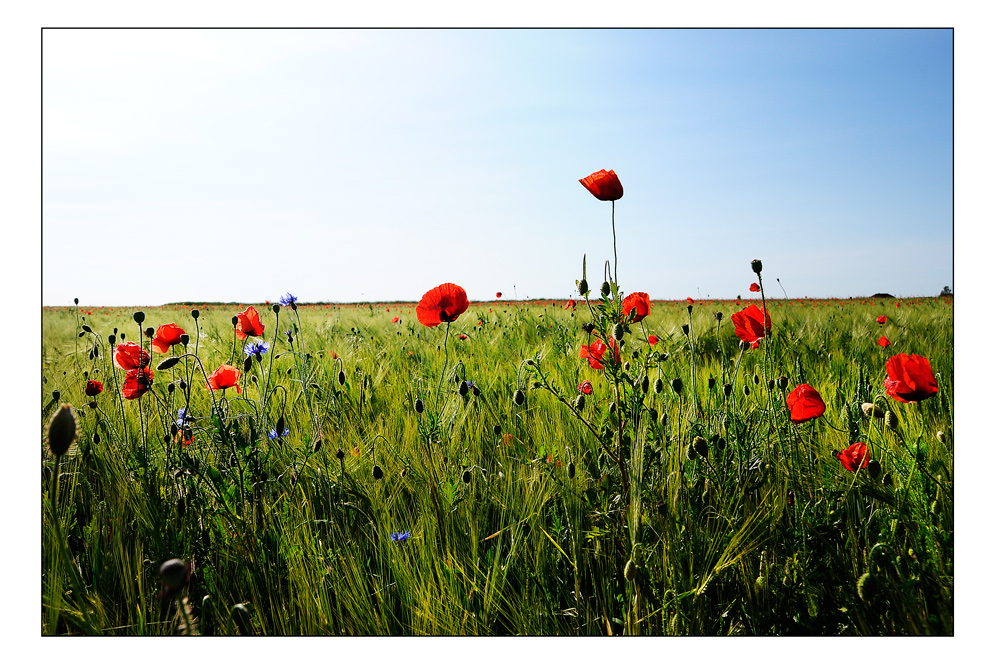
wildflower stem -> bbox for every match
[435,321,452,413]
[611,200,618,286]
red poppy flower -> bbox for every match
[458,334,468,340]
[564,299,577,310]
[884,353,938,403]
[730,304,771,348]
[877,336,891,347]
[391,316,400,323]
[578,380,593,395]
[151,323,185,353]
[749,283,761,293]
[686,297,694,304]
[579,169,623,201]
[122,367,154,400]
[785,384,826,424]
[648,335,659,346]
[114,341,150,370]
[876,315,887,324]
[206,364,242,394]
[235,306,265,340]
[622,292,651,323]
[496,292,502,298]
[580,336,619,370]
[84,380,103,397]
[416,283,469,327]
[836,443,870,472]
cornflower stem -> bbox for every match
[263,308,281,428]
[434,322,452,413]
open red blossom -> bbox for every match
[496,292,502,298]
[84,380,104,397]
[151,323,185,353]
[749,283,761,293]
[578,380,593,395]
[877,336,891,347]
[580,336,619,370]
[648,335,659,346]
[416,283,469,327]
[686,297,694,304]
[458,334,468,340]
[876,315,887,324]
[622,292,651,322]
[391,316,400,323]
[731,304,771,348]
[579,169,623,201]
[785,384,826,424]
[114,341,150,370]
[235,306,265,340]
[884,353,938,403]
[836,443,870,472]
[206,364,242,394]
[122,367,154,400]
[565,299,577,310]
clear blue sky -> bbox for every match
[42,28,953,306]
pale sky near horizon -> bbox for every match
[42,28,953,306]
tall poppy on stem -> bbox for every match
[621,292,651,322]
[580,336,619,370]
[151,323,186,353]
[416,283,469,328]
[884,353,938,403]
[206,364,242,394]
[785,384,826,423]
[580,168,623,284]
[114,341,150,370]
[731,304,771,349]
[234,306,265,340]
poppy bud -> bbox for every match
[681,324,689,336]
[671,378,683,395]
[272,303,281,314]
[567,462,576,479]
[338,370,346,386]
[693,436,709,459]
[472,384,481,397]
[462,470,471,484]
[623,361,630,372]
[624,559,636,582]
[243,356,253,373]
[884,411,897,430]
[74,297,79,305]
[936,431,945,444]
[312,438,322,454]
[767,379,776,390]
[751,259,763,275]
[52,389,60,402]
[582,322,596,334]
[601,282,611,297]
[640,375,650,394]
[578,278,589,296]
[883,472,893,486]
[414,398,424,414]
[714,312,723,322]
[459,381,469,397]
[659,352,669,361]
[778,376,789,390]
[743,385,751,396]
[866,459,882,479]
[513,389,526,406]
[857,572,879,602]
[753,373,760,385]
[653,377,664,394]
[79,331,86,338]
[178,378,187,391]
[723,383,733,397]
[647,407,658,422]
[613,323,624,340]
[119,332,125,340]
[108,334,116,344]
[371,465,384,480]
[191,309,200,319]
[575,393,586,411]
[686,305,693,315]
[686,443,697,461]
[276,416,285,437]
[47,404,77,456]
[179,334,190,346]
[716,436,726,451]
[145,326,155,338]
[93,431,100,445]
[493,424,502,437]
[739,340,751,352]
[81,324,92,333]
[133,311,145,324]
[861,403,884,418]
[335,448,345,460]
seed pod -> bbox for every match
[751,259,763,275]
[693,436,709,459]
[231,315,239,327]
[513,389,526,406]
[372,465,384,480]
[567,462,576,479]
[462,470,471,484]
[108,334,116,344]
[47,404,77,456]
[414,398,425,414]
[191,309,200,319]
[145,326,155,338]
[133,311,145,324]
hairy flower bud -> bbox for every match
[47,404,77,456]
[671,377,683,395]
[601,281,611,298]
[693,436,709,459]
[414,398,424,414]
[372,465,384,480]
[513,389,526,406]
[613,323,625,340]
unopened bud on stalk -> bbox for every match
[866,459,881,479]
[601,282,611,297]
[778,376,789,390]
[513,389,526,406]
[640,375,650,394]
[179,334,189,346]
[654,378,664,394]
[681,324,689,336]
[884,411,898,430]
[493,424,502,437]
[671,377,683,395]
[312,438,322,454]
[693,436,709,459]
[686,305,693,315]
[723,383,733,397]
[275,416,285,437]
[108,334,116,344]
[145,327,155,338]
[714,312,723,322]
[613,323,625,340]
[751,259,763,275]
[462,469,472,484]
[272,303,281,314]
[582,322,595,334]
[47,404,77,456]
[739,340,751,352]
[459,381,469,397]
[936,431,945,444]
[133,311,145,324]
[707,377,716,390]
[861,403,884,418]
[243,356,253,373]
[686,443,697,461]
[857,572,878,602]
[575,394,586,411]
[231,316,239,327]
[624,559,636,582]
[414,398,424,414]
[191,309,200,319]
[568,462,576,479]
[338,370,346,386]
[52,390,60,402]
[81,324,92,333]
[743,385,751,396]
[335,448,345,460]
[767,379,776,390]
[372,465,384,480]
[578,278,589,296]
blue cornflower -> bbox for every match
[244,341,270,359]
[269,427,289,440]
[466,380,477,390]
[390,531,411,543]
[279,292,299,308]
[176,407,189,428]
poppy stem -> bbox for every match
[611,200,618,286]
[435,322,452,413]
